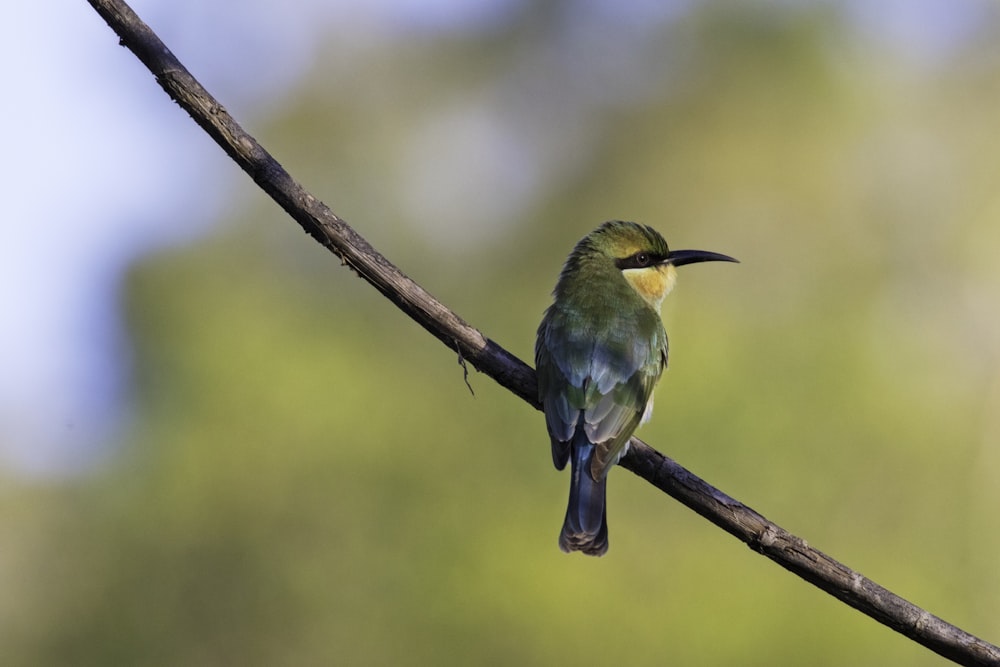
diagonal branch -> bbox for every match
[84,1,1000,665]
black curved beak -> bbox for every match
[665,249,739,267]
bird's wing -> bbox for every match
[585,349,664,478]
[537,305,667,478]
[536,313,588,470]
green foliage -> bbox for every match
[7,4,1000,665]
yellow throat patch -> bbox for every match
[622,264,677,312]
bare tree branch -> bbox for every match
[84,1,1000,665]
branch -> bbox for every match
[84,1,1000,665]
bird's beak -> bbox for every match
[665,249,739,267]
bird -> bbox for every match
[535,220,737,556]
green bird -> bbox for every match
[535,221,737,556]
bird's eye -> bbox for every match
[614,251,659,271]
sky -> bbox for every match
[1,0,991,476]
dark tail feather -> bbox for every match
[558,442,609,556]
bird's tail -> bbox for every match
[559,440,608,556]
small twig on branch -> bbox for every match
[84,1,1000,665]
[455,341,476,396]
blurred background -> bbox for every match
[4,0,1000,664]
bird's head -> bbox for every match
[584,220,738,311]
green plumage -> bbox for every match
[536,221,735,555]
[536,253,668,475]
[536,222,670,555]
